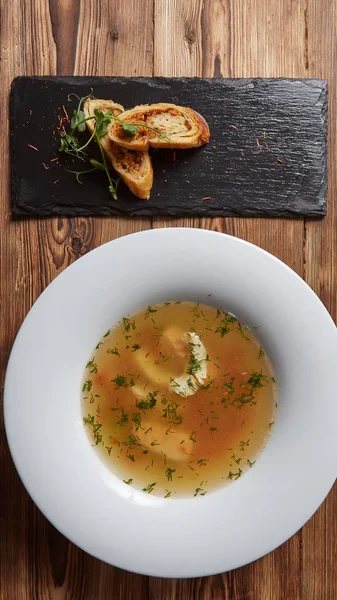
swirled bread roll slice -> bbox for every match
[107,103,210,151]
[83,99,153,199]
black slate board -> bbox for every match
[10,76,327,218]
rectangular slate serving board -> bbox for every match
[10,76,327,218]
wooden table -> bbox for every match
[0,1,336,598]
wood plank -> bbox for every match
[301,2,337,599]
[152,0,203,228]
[201,0,305,276]
[0,2,57,599]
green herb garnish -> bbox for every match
[239,439,250,451]
[215,313,237,337]
[194,487,207,497]
[111,374,129,389]
[165,468,176,482]
[246,371,268,392]
[223,377,235,394]
[83,413,103,445]
[127,434,141,448]
[122,317,136,333]
[86,359,98,374]
[59,95,120,199]
[142,482,156,494]
[199,377,215,391]
[228,469,242,480]
[107,346,120,356]
[136,391,158,410]
[82,379,92,392]
[231,392,256,409]
[231,453,241,465]
[162,400,183,425]
[187,343,202,375]
[116,406,129,427]
[197,458,209,467]
[132,412,142,431]
[189,430,197,443]
[237,323,250,340]
[144,306,157,319]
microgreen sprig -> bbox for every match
[59,93,120,199]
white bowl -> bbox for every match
[4,228,337,577]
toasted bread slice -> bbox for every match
[83,99,153,199]
[107,103,210,151]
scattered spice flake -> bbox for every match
[28,144,39,151]
[202,196,211,201]
[276,158,284,164]
[50,157,59,162]
[53,179,60,184]
[42,162,49,170]
[62,105,70,122]
[256,138,260,147]
[230,124,238,129]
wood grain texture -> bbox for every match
[0,1,336,599]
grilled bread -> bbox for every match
[107,103,210,151]
[83,99,153,199]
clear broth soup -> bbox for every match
[81,302,276,498]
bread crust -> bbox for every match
[107,103,210,151]
[83,99,153,199]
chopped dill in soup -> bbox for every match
[81,302,276,498]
